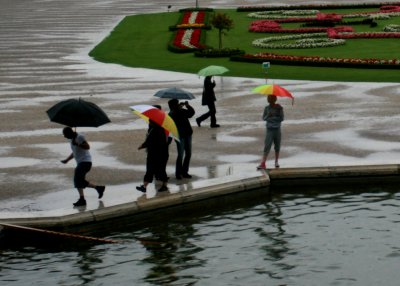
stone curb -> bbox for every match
[0,173,270,228]
[1,164,399,229]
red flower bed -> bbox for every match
[180,11,206,25]
[169,10,209,52]
[249,20,354,33]
[232,52,400,68]
[327,28,400,39]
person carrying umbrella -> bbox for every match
[196,76,220,128]
[136,119,170,193]
[168,99,195,180]
[257,95,284,170]
[61,127,105,207]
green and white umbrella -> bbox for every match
[197,65,229,77]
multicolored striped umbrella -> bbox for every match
[252,84,294,104]
[130,105,179,141]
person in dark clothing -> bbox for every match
[196,76,220,128]
[136,120,169,193]
[168,99,195,180]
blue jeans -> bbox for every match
[175,136,192,176]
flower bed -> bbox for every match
[252,33,346,49]
[231,52,400,69]
[237,2,400,12]
[168,10,211,52]
[168,28,207,52]
[169,10,211,31]
[244,4,400,67]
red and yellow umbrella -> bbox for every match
[252,84,294,104]
[130,105,179,141]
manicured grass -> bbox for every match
[89,9,400,82]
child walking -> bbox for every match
[258,95,284,169]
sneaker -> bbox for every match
[158,185,169,192]
[175,175,182,180]
[73,198,86,207]
[257,163,266,170]
[196,118,201,127]
[95,186,105,199]
[210,124,220,128]
[182,173,192,179]
[275,162,280,168]
[136,185,146,192]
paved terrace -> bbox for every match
[1,0,400,229]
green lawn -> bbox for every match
[89,8,400,82]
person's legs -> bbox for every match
[273,129,281,168]
[137,156,155,192]
[196,111,211,126]
[182,136,192,177]
[155,154,169,192]
[258,129,274,169]
[175,140,184,179]
[73,162,92,206]
[209,102,219,127]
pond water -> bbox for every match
[1,184,400,286]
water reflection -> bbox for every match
[256,199,296,279]
[140,221,204,285]
[2,185,400,285]
[74,248,104,284]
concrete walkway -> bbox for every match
[1,0,400,229]
[1,163,399,229]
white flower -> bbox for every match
[252,33,345,49]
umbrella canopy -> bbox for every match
[252,84,294,104]
[154,87,195,100]
[197,65,229,77]
[46,98,111,127]
[130,105,179,141]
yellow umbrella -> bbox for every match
[130,105,179,141]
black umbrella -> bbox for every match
[154,87,195,100]
[46,98,111,127]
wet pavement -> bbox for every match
[1,0,400,216]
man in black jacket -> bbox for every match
[196,76,220,128]
[168,99,195,179]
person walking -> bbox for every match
[61,127,105,207]
[136,120,169,193]
[168,99,195,180]
[257,95,284,170]
[196,76,220,128]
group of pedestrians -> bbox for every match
[60,76,284,207]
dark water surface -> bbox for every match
[1,185,400,285]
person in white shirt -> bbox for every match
[61,127,105,207]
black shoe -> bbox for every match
[73,198,86,207]
[210,124,220,128]
[196,118,201,127]
[158,185,169,192]
[182,173,192,179]
[95,186,105,199]
[136,185,146,193]
[176,175,182,180]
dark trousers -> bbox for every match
[74,162,92,188]
[197,102,217,126]
[144,154,168,183]
[175,136,192,176]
